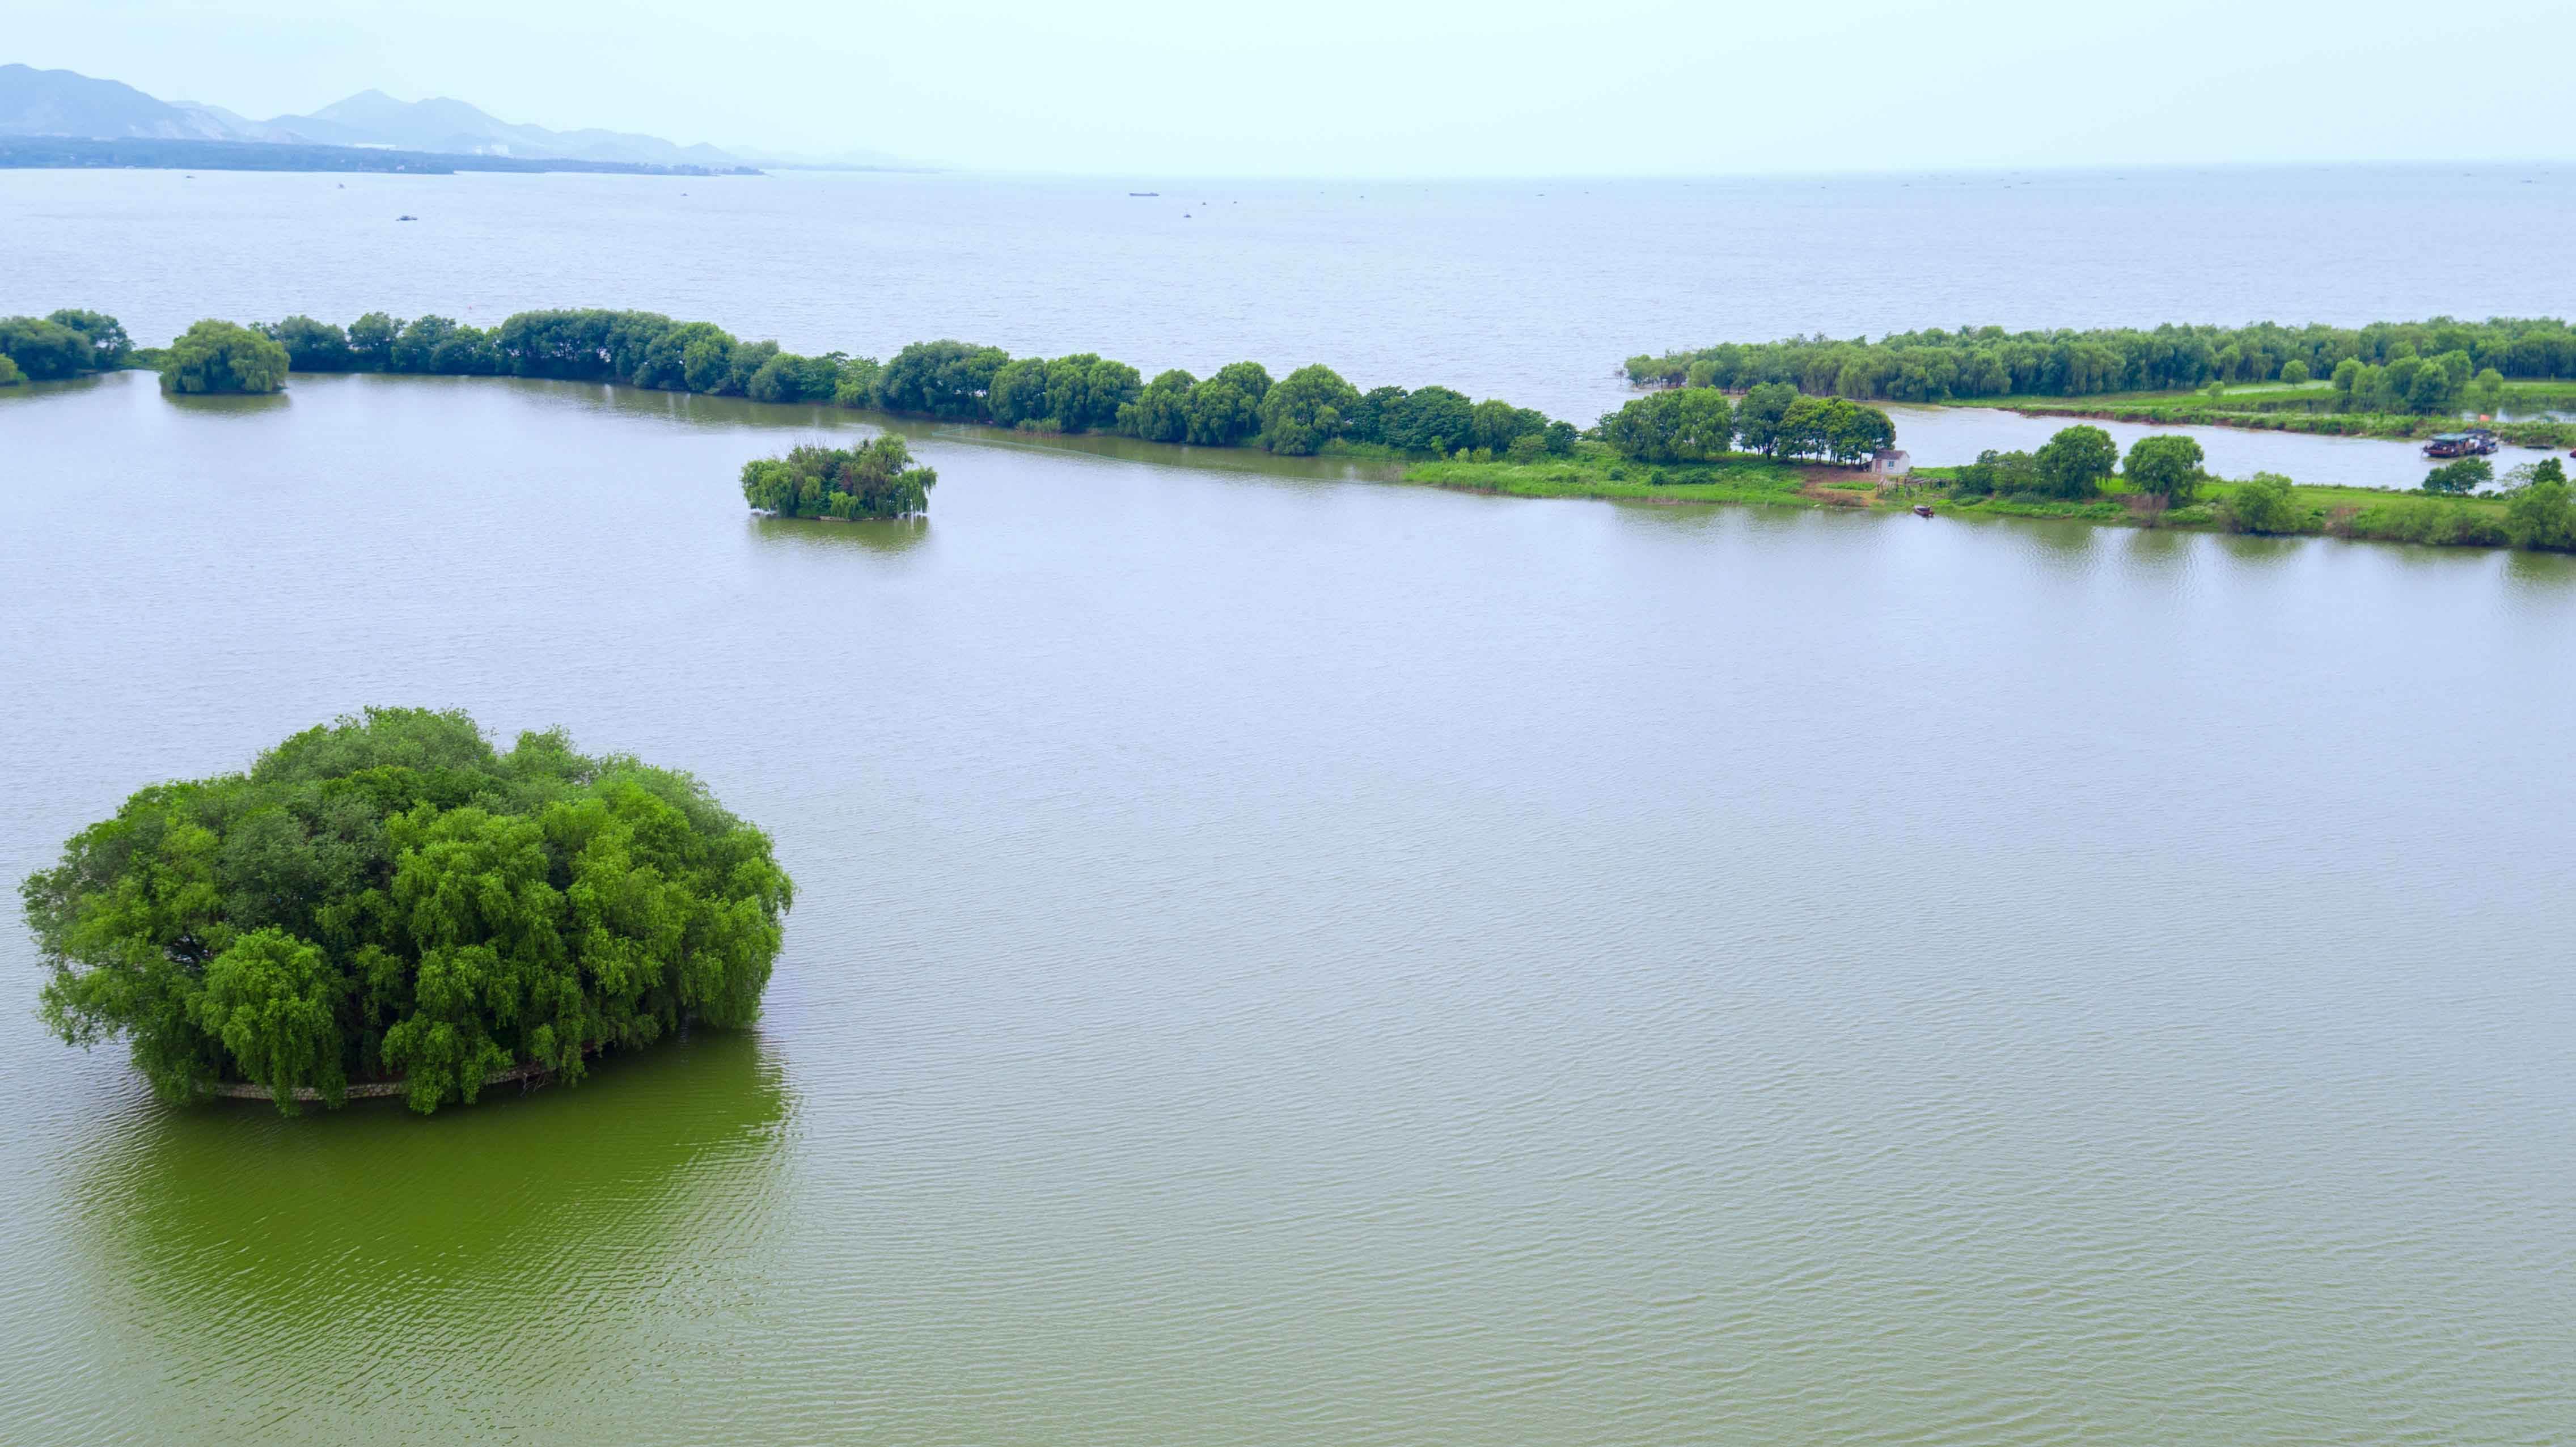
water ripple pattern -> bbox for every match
[0,369,2570,1442]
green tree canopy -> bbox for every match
[1182,376,1261,446]
[2469,367,2507,416]
[347,311,402,370]
[1468,398,1550,455]
[25,709,792,1114]
[878,339,1010,419]
[0,354,23,387]
[268,315,354,371]
[389,315,461,374]
[832,356,885,409]
[2034,425,2119,499]
[2405,360,2458,414]
[741,437,938,519]
[745,351,840,404]
[1381,385,1474,455]
[1258,363,1362,455]
[0,315,100,380]
[1054,354,1141,432]
[1601,388,1733,463]
[680,328,740,394]
[2422,458,2492,496]
[1348,386,1409,445]
[1211,361,1273,404]
[2503,475,2575,550]
[1116,369,1196,443]
[1790,396,1896,464]
[1733,382,1799,455]
[722,340,781,396]
[1952,448,2041,497]
[987,356,1052,428]
[2219,473,2306,534]
[2123,434,2206,502]
[45,308,131,367]
[1626,315,2576,402]
[161,319,290,395]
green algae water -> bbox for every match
[1,371,2570,1444]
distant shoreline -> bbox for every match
[0,135,762,177]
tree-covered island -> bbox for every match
[161,319,290,395]
[742,438,938,519]
[23,709,793,1114]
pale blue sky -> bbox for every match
[22,0,2576,175]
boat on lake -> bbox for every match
[2423,429,2498,458]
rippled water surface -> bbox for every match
[7,167,2576,1443]
[1,372,2570,1444]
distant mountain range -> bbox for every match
[0,64,908,171]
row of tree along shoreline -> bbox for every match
[159,306,1588,462]
[1431,409,2575,552]
[14,306,2572,553]
[1626,317,2576,447]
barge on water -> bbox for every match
[2423,429,2499,459]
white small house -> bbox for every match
[1871,449,1912,479]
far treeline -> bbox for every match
[1625,317,2576,413]
[236,307,1584,460]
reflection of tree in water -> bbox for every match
[751,513,930,556]
[572,379,861,434]
[67,1031,792,1441]
[510,375,1403,483]
[159,388,291,417]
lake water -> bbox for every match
[1,370,2571,1445]
[5,168,2576,1444]
[8,163,2576,486]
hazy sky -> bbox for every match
[22,0,2576,174]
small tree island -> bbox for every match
[23,709,793,1114]
[162,318,290,395]
[741,437,938,520]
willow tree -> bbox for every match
[24,709,792,1114]
[161,319,290,395]
[741,437,938,520]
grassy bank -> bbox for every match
[1402,450,1818,504]
[1392,446,2552,552]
